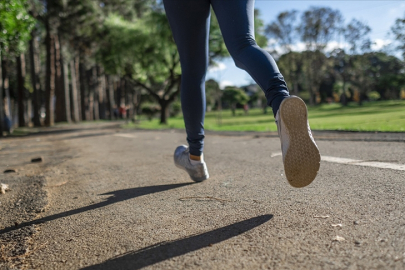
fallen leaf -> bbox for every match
[31,157,43,163]
[0,183,9,194]
[333,235,345,242]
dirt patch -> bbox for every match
[0,176,48,269]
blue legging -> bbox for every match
[163,0,289,156]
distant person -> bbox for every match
[113,106,119,119]
[165,0,320,187]
[243,104,249,115]
[119,104,127,119]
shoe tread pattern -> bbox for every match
[280,97,321,187]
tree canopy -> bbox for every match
[0,0,35,55]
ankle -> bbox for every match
[189,154,201,161]
[189,154,203,164]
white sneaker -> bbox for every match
[174,145,209,182]
[276,96,321,187]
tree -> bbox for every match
[0,0,34,134]
[391,14,405,59]
[28,28,43,127]
[330,49,352,105]
[266,11,301,95]
[298,6,343,105]
[298,7,343,51]
[344,19,371,54]
[265,10,298,53]
[16,53,26,126]
[98,12,180,124]
[250,87,268,114]
[352,52,405,102]
[277,51,304,95]
[301,50,330,104]
[205,79,222,111]
[222,87,249,116]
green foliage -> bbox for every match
[99,11,180,83]
[350,52,405,101]
[209,8,267,65]
[141,103,159,120]
[344,19,371,54]
[98,14,146,76]
[391,15,405,59]
[222,87,249,116]
[266,10,298,52]
[169,100,181,117]
[250,88,268,114]
[298,6,343,51]
[368,91,380,101]
[0,0,35,55]
[222,87,249,105]
[205,79,221,110]
[209,12,228,62]
[253,9,268,48]
[277,51,304,94]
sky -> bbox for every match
[206,1,405,88]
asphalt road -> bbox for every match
[1,124,404,269]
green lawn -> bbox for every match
[126,100,405,132]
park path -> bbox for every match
[1,125,404,269]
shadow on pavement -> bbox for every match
[0,183,192,235]
[52,132,116,141]
[82,214,273,270]
[2,122,122,139]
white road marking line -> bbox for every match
[114,133,137,138]
[322,156,405,171]
[321,156,362,164]
[271,152,405,171]
[271,152,282,157]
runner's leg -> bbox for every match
[211,0,289,116]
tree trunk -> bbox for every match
[106,75,115,120]
[79,57,88,121]
[293,81,299,96]
[12,99,18,130]
[54,33,67,122]
[17,54,26,127]
[133,89,141,121]
[70,60,80,122]
[2,59,12,133]
[231,104,236,116]
[116,79,122,110]
[74,57,82,120]
[87,67,97,121]
[29,33,42,127]
[93,67,99,121]
[305,52,316,106]
[97,67,106,120]
[310,88,317,105]
[107,75,116,120]
[0,52,4,136]
[127,92,133,122]
[45,21,55,126]
[159,100,169,124]
[62,61,71,123]
[26,98,32,126]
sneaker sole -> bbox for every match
[175,163,209,182]
[279,97,321,188]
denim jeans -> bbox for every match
[163,0,289,156]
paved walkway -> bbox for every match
[0,124,404,269]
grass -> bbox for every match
[126,100,405,132]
